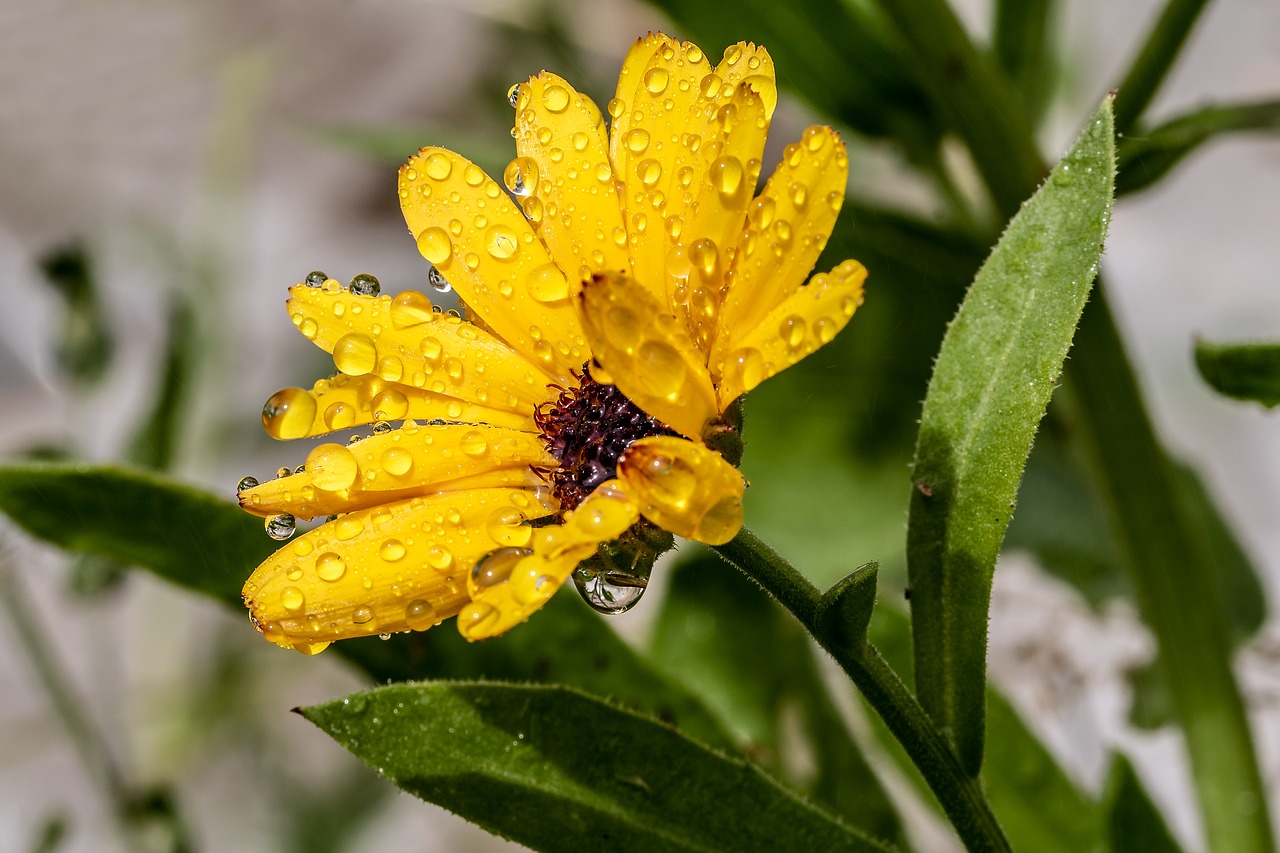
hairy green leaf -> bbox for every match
[301,682,892,853]
[906,98,1115,775]
[1194,340,1280,408]
[651,553,901,843]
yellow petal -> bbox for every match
[578,272,718,439]
[285,282,554,416]
[240,422,556,519]
[608,33,670,183]
[511,72,629,284]
[675,83,769,349]
[243,487,555,648]
[717,260,867,408]
[714,42,777,119]
[261,373,534,440]
[711,126,848,370]
[400,148,588,381]
[613,37,714,309]
[457,480,639,640]
[616,436,743,545]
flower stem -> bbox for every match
[713,528,1011,853]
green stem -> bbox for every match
[714,528,1012,853]
[1064,285,1275,853]
[0,544,133,845]
[1112,0,1212,136]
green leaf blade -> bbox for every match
[301,682,893,853]
[1194,340,1280,408]
[907,98,1116,775]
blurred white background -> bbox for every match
[0,0,1276,850]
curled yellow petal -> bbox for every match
[399,148,587,381]
[261,373,534,440]
[714,42,777,119]
[285,282,554,416]
[578,272,718,439]
[242,487,554,649]
[240,422,556,519]
[457,480,639,640]
[717,260,867,408]
[617,435,743,545]
[511,72,629,284]
[712,126,848,370]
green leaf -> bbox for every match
[127,298,196,470]
[906,98,1115,774]
[651,552,902,843]
[1103,754,1185,853]
[0,462,732,747]
[1117,101,1280,196]
[1194,340,1280,408]
[0,462,270,606]
[645,0,943,150]
[992,0,1056,121]
[300,682,892,853]
[38,243,115,387]
[866,605,1105,853]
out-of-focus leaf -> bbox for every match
[1193,339,1280,408]
[646,0,943,153]
[27,814,68,853]
[301,682,892,853]
[866,605,1104,853]
[127,298,195,470]
[651,552,902,844]
[1118,101,1280,196]
[283,767,388,853]
[906,98,1115,774]
[38,244,114,386]
[0,463,732,747]
[1103,754,1185,853]
[992,0,1056,121]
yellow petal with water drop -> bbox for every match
[617,436,743,545]
[263,373,533,440]
[286,284,554,417]
[239,422,557,519]
[608,33,670,181]
[243,487,554,649]
[457,480,640,640]
[716,259,867,409]
[676,83,770,347]
[714,42,777,119]
[513,72,629,286]
[578,272,718,439]
[399,148,587,381]
[711,125,848,370]
[614,38,715,311]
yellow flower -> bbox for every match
[239,33,866,654]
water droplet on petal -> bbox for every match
[305,270,327,288]
[352,606,375,625]
[380,538,407,562]
[266,513,296,540]
[726,347,766,393]
[779,315,806,349]
[541,84,570,113]
[469,546,533,596]
[405,599,438,630]
[237,476,259,493]
[332,333,377,376]
[316,552,347,582]
[348,273,380,296]
[636,340,687,400]
[624,128,650,153]
[526,263,569,302]
[416,227,453,264]
[485,225,519,260]
[485,507,532,547]
[306,444,359,491]
[281,586,305,610]
[380,446,414,476]
[425,546,453,571]
[423,152,452,181]
[643,67,669,94]
[262,388,318,440]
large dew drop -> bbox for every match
[573,566,646,615]
[262,388,317,440]
[265,513,296,540]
